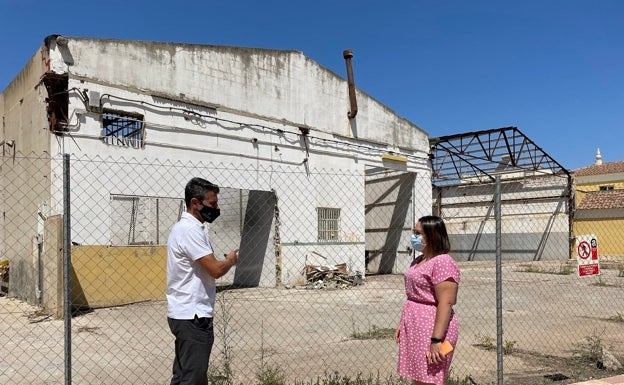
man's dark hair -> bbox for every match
[419,215,451,256]
[185,177,220,207]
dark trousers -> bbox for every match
[168,316,215,385]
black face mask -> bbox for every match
[199,206,220,223]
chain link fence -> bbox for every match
[436,173,624,384]
[1,153,623,384]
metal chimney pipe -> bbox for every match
[343,49,358,119]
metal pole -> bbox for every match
[63,153,72,385]
[568,173,575,260]
[495,176,503,385]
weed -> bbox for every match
[293,371,410,385]
[256,364,287,385]
[609,312,624,323]
[446,375,474,385]
[209,292,234,385]
[519,264,544,273]
[503,340,517,355]
[76,325,101,334]
[446,368,475,385]
[351,325,395,340]
[208,367,233,385]
[572,331,604,365]
[473,335,516,355]
[557,263,574,275]
[519,263,574,275]
[257,320,287,385]
[474,334,495,350]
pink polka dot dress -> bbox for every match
[397,253,461,384]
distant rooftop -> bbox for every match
[573,161,624,177]
[577,189,624,210]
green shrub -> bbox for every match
[256,364,287,385]
[503,340,517,355]
[572,331,604,365]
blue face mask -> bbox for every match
[410,234,426,252]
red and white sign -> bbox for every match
[576,234,600,277]
[577,241,591,259]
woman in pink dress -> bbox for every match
[395,215,461,385]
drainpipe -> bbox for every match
[343,49,358,119]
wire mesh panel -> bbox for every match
[438,175,624,384]
[1,153,624,385]
[0,153,66,384]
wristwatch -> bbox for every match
[430,337,443,343]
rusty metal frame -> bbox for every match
[429,126,576,260]
[429,126,570,186]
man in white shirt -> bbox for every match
[166,177,238,385]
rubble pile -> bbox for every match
[303,263,363,289]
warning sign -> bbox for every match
[577,241,591,259]
[576,234,600,277]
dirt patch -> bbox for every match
[502,349,621,385]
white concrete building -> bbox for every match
[1,35,431,304]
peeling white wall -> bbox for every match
[51,37,429,151]
[4,36,433,288]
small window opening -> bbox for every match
[102,109,145,148]
[317,207,341,242]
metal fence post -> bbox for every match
[495,175,503,385]
[63,153,72,385]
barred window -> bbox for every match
[110,195,184,246]
[102,109,145,148]
[599,185,614,191]
[317,207,341,242]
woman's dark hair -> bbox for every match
[419,215,450,256]
[185,177,220,207]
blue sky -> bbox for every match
[1,0,622,171]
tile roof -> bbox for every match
[577,190,624,210]
[573,161,624,177]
